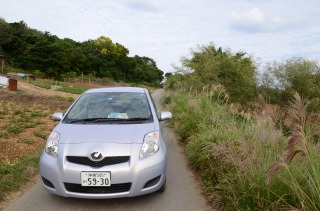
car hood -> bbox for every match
[54,123,155,144]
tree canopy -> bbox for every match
[0,19,163,86]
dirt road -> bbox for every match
[3,88,211,211]
[17,81,79,98]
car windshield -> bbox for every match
[64,92,152,123]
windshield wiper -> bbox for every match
[126,117,150,121]
[67,117,150,124]
[67,118,121,124]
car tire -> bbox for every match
[158,178,166,193]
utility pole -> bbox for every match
[0,55,4,76]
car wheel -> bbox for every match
[158,178,166,193]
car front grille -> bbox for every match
[64,183,131,194]
[66,156,130,168]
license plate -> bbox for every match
[81,172,111,186]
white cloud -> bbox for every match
[230,7,282,33]
[232,7,265,24]
[124,0,162,11]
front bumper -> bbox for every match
[39,143,166,198]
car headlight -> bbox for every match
[45,131,60,158]
[140,131,160,159]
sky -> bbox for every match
[0,0,319,74]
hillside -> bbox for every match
[0,19,163,86]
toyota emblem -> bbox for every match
[90,152,103,161]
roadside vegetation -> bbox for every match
[0,88,70,202]
[164,44,320,210]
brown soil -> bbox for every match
[0,80,82,210]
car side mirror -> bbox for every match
[159,111,172,121]
[52,112,63,121]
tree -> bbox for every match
[175,43,257,104]
[265,57,320,110]
[132,56,164,85]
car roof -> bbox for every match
[84,87,148,94]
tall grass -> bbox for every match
[165,86,320,210]
[268,93,320,210]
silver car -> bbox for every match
[39,87,172,198]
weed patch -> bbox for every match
[30,79,88,94]
[16,139,34,144]
[30,111,44,117]
[0,133,9,139]
[0,153,40,201]
[7,126,23,134]
[13,110,25,115]
[50,95,75,102]
[166,89,320,210]
[33,131,47,140]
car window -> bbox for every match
[65,92,151,121]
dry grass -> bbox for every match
[268,93,310,179]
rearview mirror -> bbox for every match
[52,112,63,121]
[159,111,172,121]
